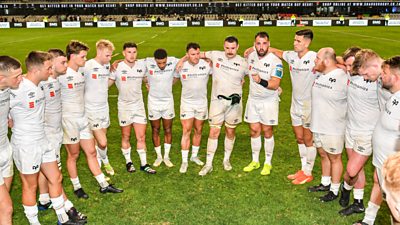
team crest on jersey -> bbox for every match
[199,66,206,70]
[29,101,35,108]
[392,99,399,106]
[40,86,44,91]
[233,62,240,67]
[121,76,127,81]
[92,74,97,79]
[329,78,336,83]
[303,60,310,65]
[137,69,143,73]
[121,120,126,124]
[105,66,110,70]
[182,74,187,80]
[264,63,270,68]
[28,92,35,98]
[167,62,172,66]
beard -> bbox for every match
[256,47,268,57]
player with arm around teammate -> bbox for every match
[242,31,283,176]
[109,42,156,174]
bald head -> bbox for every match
[314,47,337,73]
[319,47,337,62]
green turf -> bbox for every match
[1,26,399,225]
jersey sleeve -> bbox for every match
[109,69,117,80]
[205,51,215,61]
[271,58,284,79]
[282,51,290,63]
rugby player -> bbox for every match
[176,42,211,173]
[0,55,22,225]
[243,32,283,176]
[381,152,400,224]
[144,49,179,168]
[198,36,248,176]
[9,51,80,224]
[310,48,348,202]
[109,42,156,174]
[59,40,122,200]
[84,39,115,176]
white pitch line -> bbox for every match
[137,41,146,45]
[328,30,400,43]
[161,30,168,33]
[151,34,158,39]
[109,95,118,98]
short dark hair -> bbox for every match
[154,48,167,59]
[186,42,200,52]
[66,40,89,60]
[48,48,66,58]
[25,51,52,71]
[123,42,137,50]
[0,56,21,74]
[255,31,269,40]
[224,36,239,45]
[295,29,313,41]
[342,46,361,62]
[383,56,400,72]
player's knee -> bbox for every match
[136,134,145,144]
[164,127,172,135]
[97,140,107,149]
[296,136,305,144]
[121,133,130,142]
[67,151,79,160]
[1,202,13,217]
[194,127,203,136]
[347,165,359,178]
[48,172,63,186]
[152,127,160,134]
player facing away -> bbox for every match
[59,40,122,200]
[83,39,115,176]
[9,51,81,225]
[266,29,318,185]
[352,50,391,225]
[36,49,87,223]
[109,42,156,174]
[311,48,349,202]
[145,49,179,168]
[243,32,283,175]
[198,36,248,176]
[381,152,400,224]
[337,47,379,217]
[176,42,212,173]
[0,56,22,225]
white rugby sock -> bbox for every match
[181,150,189,163]
[154,146,162,159]
[304,146,316,176]
[330,183,340,195]
[298,144,307,171]
[191,145,200,158]
[121,147,132,164]
[64,199,74,211]
[264,136,274,165]
[206,138,218,166]
[94,173,109,188]
[250,136,261,163]
[164,143,171,159]
[223,136,235,162]
[321,176,331,186]
[344,181,353,191]
[23,205,40,225]
[363,201,380,225]
[353,188,364,201]
[137,149,147,166]
[70,177,81,191]
[51,195,69,223]
[39,193,50,205]
[96,146,109,164]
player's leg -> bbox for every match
[162,118,174,167]
[190,118,205,166]
[180,117,194,173]
[150,119,163,167]
[93,128,114,176]
[320,151,342,202]
[199,125,221,176]
[121,124,134,172]
[243,123,261,173]
[20,173,41,225]
[38,172,52,210]
[305,133,331,189]
[0,176,12,225]
[65,143,88,199]
[261,124,274,175]
[80,138,123,194]
[302,127,316,179]
[133,123,155,174]
[223,125,236,171]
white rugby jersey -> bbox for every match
[311,68,349,135]
[110,60,147,110]
[145,57,178,105]
[372,91,400,169]
[83,59,111,112]
[41,76,62,134]
[58,67,86,117]
[346,75,380,134]
[0,88,10,146]
[283,50,317,105]
[205,51,248,100]
[247,52,283,100]
[377,78,392,111]
[178,59,211,106]
[9,77,46,142]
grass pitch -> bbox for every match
[1,26,399,225]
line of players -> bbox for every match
[0,29,399,224]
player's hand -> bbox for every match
[146,83,150,91]
[278,87,283,96]
[8,119,13,128]
[251,73,261,83]
[241,79,245,86]
[111,59,123,72]
[205,58,213,68]
[244,47,254,58]
[175,55,188,72]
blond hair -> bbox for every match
[96,39,115,51]
[383,152,400,193]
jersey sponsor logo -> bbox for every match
[68,83,73,89]
[92,74,97,79]
[182,74,187,80]
[70,137,78,142]
[274,65,283,78]
[29,101,35,108]
[32,164,39,171]
[121,76,127,81]
[181,113,186,118]
[392,99,399,106]
[49,91,55,97]
[149,114,153,118]
[93,123,99,128]
[121,120,126,124]
[169,113,174,118]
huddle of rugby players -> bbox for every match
[0,29,399,224]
